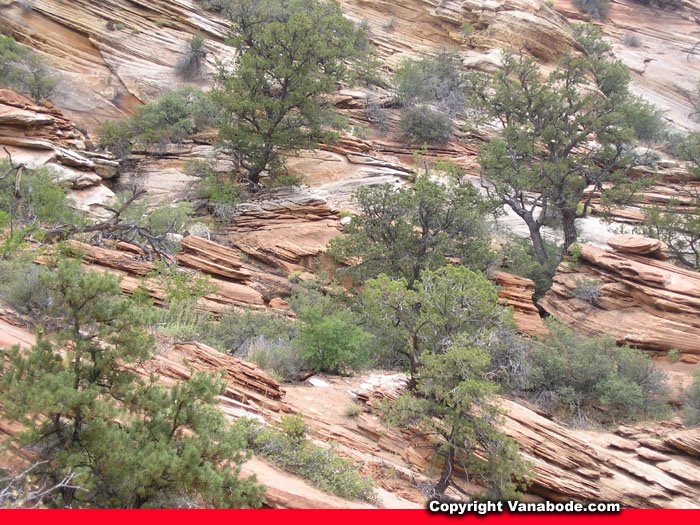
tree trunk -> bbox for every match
[435,436,455,494]
[560,208,578,254]
[525,220,548,267]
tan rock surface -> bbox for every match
[540,240,700,354]
[223,187,343,273]
[492,271,548,337]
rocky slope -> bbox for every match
[540,235,700,358]
[1,0,700,510]
[3,309,699,508]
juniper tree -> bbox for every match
[471,24,656,266]
[211,0,359,188]
[360,266,528,497]
[0,260,263,508]
[328,161,496,287]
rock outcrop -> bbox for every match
[540,236,700,355]
[348,373,700,508]
[0,89,115,212]
[491,271,548,337]
[222,187,343,274]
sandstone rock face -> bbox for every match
[540,239,700,355]
[491,271,548,337]
[223,187,343,274]
[554,0,700,131]
[348,373,700,508]
[607,234,669,257]
[0,89,115,212]
[0,0,233,129]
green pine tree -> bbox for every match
[211,0,360,188]
[0,259,263,508]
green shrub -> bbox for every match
[684,372,700,427]
[398,105,453,144]
[0,256,53,320]
[623,33,641,47]
[622,96,666,143]
[0,35,58,104]
[497,237,561,301]
[295,307,372,374]
[570,278,601,306]
[573,0,610,19]
[526,322,670,424]
[0,162,77,235]
[240,414,376,502]
[344,404,362,418]
[202,309,304,381]
[394,50,464,114]
[97,87,218,157]
[177,34,207,80]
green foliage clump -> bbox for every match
[0,161,77,247]
[635,131,700,270]
[97,87,218,158]
[0,254,53,319]
[328,162,495,288]
[201,309,304,382]
[397,105,453,144]
[526,321,670,424]
[622,96,666,143]
[211,0,361,187]
[684,372,700,427]
[177,34,207,80]
[241,414,376,502]
[0,35,58,104]
[572,0,610,20]
[295,304,372,375]
[497,237,561,301]
[0,259,263,508]
[184,160,240,220]
[394,50,465,115]
[361,266,528,497]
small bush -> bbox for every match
[240,415,376,502]
[344,404,362,418]
[497,237,561,301]
[398,105,453,144]
[295,307,372,375]
[623,96,666,143]
[365,98,390,133]
[0,257,53,320]
[684,372,700,427]
[525,322,670,423]
[623,33,641,47]
[0,162,77,230]
[669,348,680,363]
[394,50,464,114]
[177,34,207,80]
[201,310,303,381]
[185,160,240,219]
[571,278,601,306]
[97,87,218,157]
[0,36,57,105]
[573,0,610,19]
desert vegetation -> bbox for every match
[0,0,697,509]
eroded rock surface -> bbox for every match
[540,237,700,355]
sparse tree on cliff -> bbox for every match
[470,24,657,266]
[211,0,360,188]
[360,266,529,497]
